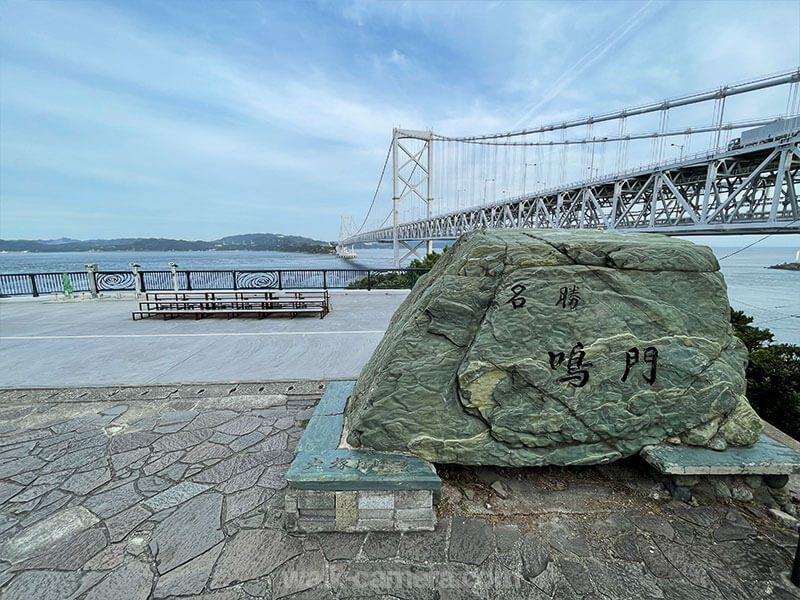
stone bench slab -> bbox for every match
[289,380,440,491]
[641,434,800,475]
[315,380,354,416]
[287,449,440,491]
[296,414,344,453]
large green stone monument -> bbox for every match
[345,229,762,466]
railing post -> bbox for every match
[84,264,98,298]
[277,271,283,290]
[186,271,192,291]
[130,263,142,295]
[169,263,179,291]
[367,271,372,291]
[139,271,146,293]
[322,270,327,290]
[232,271,238,290]
[29,274,39,298]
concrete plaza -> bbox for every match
[0,291,408,387]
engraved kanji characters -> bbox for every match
[508,284,526,309]
[549,342,592,388]
[556,285,581,310]
[621,346,659,385]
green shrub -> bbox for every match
[408,246,448,269]
[346,271,422,289]
[346,247,447,289]
[730,309,775,352]
[730,310,800,440]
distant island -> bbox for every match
[0,233,335,255]
[769,262,800,271]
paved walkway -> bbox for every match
[0,292,407,387]
[0,384,798,599]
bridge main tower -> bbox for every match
[391,128,434,268]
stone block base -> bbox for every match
[286,489,435,533]
[286,381,441,533]
[641,433,799,512]
[662,473,795,512]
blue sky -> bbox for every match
[1,0,799,244]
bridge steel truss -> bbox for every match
[342,135,800,259]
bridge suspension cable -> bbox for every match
[431,68,800,142]
[426,117,792,147]
[354,140,392,235]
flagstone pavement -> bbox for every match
[0,383,798,600]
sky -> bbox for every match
[1,0,799,245]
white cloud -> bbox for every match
[388,49,408,67]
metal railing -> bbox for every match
[0,268,431,297]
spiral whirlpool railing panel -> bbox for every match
[235,271,281,289]
[96,272,136,291]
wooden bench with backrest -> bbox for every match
[131,289,330,320]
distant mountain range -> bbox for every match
[0,233,336,254]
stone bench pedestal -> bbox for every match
[285,381,440,533]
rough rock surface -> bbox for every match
[345,229,761,465]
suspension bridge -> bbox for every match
[338,69,800,267]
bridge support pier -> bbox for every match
[337,216,358,259]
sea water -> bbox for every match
[1,243,798,344]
